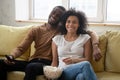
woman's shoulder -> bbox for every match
[52,35,64,44]
[76,34,90,42]
[53,35,63,41]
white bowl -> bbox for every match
[43,66,63,79]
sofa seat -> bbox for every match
[96,72,120,80]
[7,71,46,80]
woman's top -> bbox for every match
[52,34,90,68]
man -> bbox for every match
[0,6,101,80]
[88,30,102,61]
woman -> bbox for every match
[51,9,97,80]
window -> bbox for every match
[31,0,62,20]
[15,0,120,23]
[69,0,102,22]
[106,0,120,22]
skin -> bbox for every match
[51,15,91,66]
[92,44,102,61]
[87,30,102,61]
[48,7,65,28]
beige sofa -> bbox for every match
[0,25,120,80]
[0,25,46,80]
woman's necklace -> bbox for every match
[64,35,79,42]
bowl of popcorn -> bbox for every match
[43,66,63,79]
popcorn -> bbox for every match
[43,66,63,79]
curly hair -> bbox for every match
[59,8,88,35]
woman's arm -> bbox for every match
[71,39,92,63]
[51,41,59,67]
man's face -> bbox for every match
[48,7,64,26]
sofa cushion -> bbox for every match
[7,71,46,80]
[96,72,120,80]
[0,25,32,61]
[91,34,107,72]
[105,31,120,72]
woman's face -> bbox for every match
[65,16,79,34]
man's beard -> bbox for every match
[49,21,59,28]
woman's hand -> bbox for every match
[63,57,73,65]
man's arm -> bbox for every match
[87,30,102,61]
[4,27,35,64]
[10,27,35,59]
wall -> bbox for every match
[0,0,2,24]
[0,0,36,26]
[0,0,16,26]
[88,26,120,35]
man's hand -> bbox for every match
[4,55,15,65]
[92,44,102,61]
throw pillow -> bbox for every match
[0,25,32,61]
[91,34,107,72]
[105,31,120,72]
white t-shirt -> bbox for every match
[52,34,90,69]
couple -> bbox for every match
[0,6,101,80]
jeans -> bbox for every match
[59,61,97,80]
[24,58,51,80]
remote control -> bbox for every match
[5,55,13,62]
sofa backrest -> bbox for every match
[0,25,32,61]
[1,25,120,73]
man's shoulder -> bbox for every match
[35,23,46,27]
[32,23,47,30]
